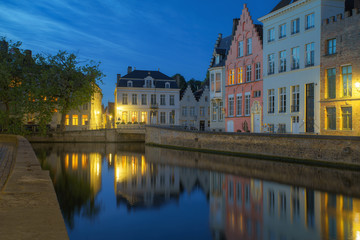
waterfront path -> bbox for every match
[0,136,68,240]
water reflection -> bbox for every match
[32,143,360,240]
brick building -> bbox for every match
[320,3,360,135]
[225,4,263,133]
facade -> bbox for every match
[179,85,211,131]
[114,67,180,126]
[209,34,232,132]
[320,6,360,135]
[259,0,344,134]
[225,5,263,133]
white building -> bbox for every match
[259,0,344,134]
[114,67,180,126]
[179,85,211,131]
[208,34,232,132]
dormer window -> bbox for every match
[127,81,133,87]
[215,55,220,65]
[145,79,152,88]
[165,82,170,88]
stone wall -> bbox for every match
[145,126,360,167]
[27,128,145,143]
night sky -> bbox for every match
[0,0,276,104]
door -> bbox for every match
[150,111,157,125]
[292,116,299,134]
[253,114,261,133]
[199,121,205,131]
[227,120,234,132]
[306,83,314,132]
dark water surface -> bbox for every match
[32,143,360,240]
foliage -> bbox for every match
[172,73,187,92]
[187,78,203,93]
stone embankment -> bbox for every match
[146,126,360,169]
[0,135,68,240]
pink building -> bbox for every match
[225,5,263,132]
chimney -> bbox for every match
[127,66,132,74]
[175,75,180,88]
[117,74,121,81]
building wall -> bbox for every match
[320,9,360,136]
[115,87,180,126]
[260,0,344,134]
[209,67,226,132]
[225,4,263,133]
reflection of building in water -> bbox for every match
[114,154,180,208]
[263,182,321,240]
[63,152,102,196]
[179,168,210,196]
[209,172,226,240]
[320,193,360,240]
[224,175,263,240]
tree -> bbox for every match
[202,70,209,87]
[172,73,187,92]
[0,38,33,134]
[40,51,103,132]
[187,78,202,93]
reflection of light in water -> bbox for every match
[141,155,147,175]
[96,162,100,176]
[357,231,360,240]
[355,213,360,223]
[72,154,78,169]
[82,154,87,169]
[109,153,112,165]
[65,154,69,169]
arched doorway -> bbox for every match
[251,101,262,133]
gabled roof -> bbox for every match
[121,70,174,80]
[270,0,299,13]
[209,35,232,69]
[255,24,263,43]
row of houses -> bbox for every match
[209,0,360,135]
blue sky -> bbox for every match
[0,0,276,105]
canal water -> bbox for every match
[32,143,360,240]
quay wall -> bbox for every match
[145,126,360,168]
[27,128,145,143]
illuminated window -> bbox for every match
[141,112,147,123]
[229,69,234,85]
[215,73,221,92]
[131,111,138,123]
[65,115,70,125]
[237,67,243,84]
[72,115,78,125]
[82,115,88,125]
[342,107,352,130]
[342,65,352,97]
[122,111,128,123]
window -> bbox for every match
[83,104,88,110]
[170,95,175,106]
[279,50,286,73]
[127,81,133,87]
[327,68,336,99]
[327,107,336,130]
[253,91,261,98]
[228,96,234,117]
[160,94,166,105]
[160,112,166,124]
[211,73,215,92]
[200,107,205,116]
[245,93,250,116]
[291,47,300,70]
[151,94,156,105]
[219,101,224,121]
[122,93,128,105]
[279,23,286,38]
[141,112,147,123]
[268,28,275,42]
[305,13,314,30]
[291,85,300,112]
[212,103,217,121]
[122,111,128,123]
[131,111,138,122]
[237,67,243,84]
[229,69,235,85]
[279,87,286,113]
[255,62,261,80]
[65,115,70,125]
[238,41,244,57]
[182,107,187,117]
[169,111,175,124]
[291,18,300,34]
[215,55,220,64]
[236,94,242,116]
[342,107,352,130]
[215,73,221,92]
[247,38,252,55]
[141,94,147,105]
[305,43,314,67]
[268,124,274,133]
[342,65,352,97]
[145,79,152,88]
[80,115,87,126]
[327,39,336,55]
[246,65,252,82]
[268,89,275,113]
[190,107,195,117]
[72,115,78,125]
[268,54,275,75]
[165,82,170,88]
[132,94,137,105]
[278,123,286,133]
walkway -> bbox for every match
[0,136,68,240]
